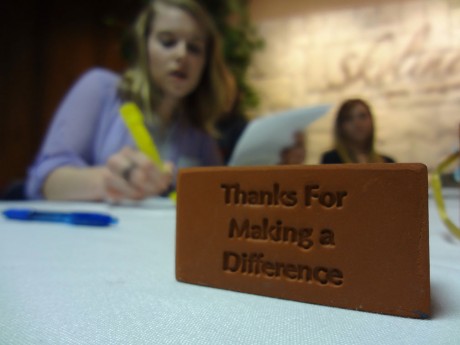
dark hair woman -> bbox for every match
[321,99,394,164]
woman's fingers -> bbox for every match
[131,164,170,195]
[107,147,137,177]
[280,132,306,165]
[103,168,143,202]
[293,131,305,147]
[124,150,172,195]
[287,147,306,164]
[105,147,173,200]
[104,148,142,200]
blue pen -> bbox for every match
[2,209,118,227]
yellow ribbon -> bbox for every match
[120,102,177,202]
[431,150,460,239]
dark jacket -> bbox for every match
[321,149,395,164]
[216,114,248,164]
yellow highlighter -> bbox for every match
[431,150,460,239]
[120,102,177,202]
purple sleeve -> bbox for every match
[26,68,118,199]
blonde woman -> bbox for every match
[26,0,234,202]
[321,99,394,164]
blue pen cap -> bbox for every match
[70,213,118,226]
[3,209,34,220]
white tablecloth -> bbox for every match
[0,191,459,345]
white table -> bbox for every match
[0,192,459,345]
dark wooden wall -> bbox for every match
[0,0,141,192]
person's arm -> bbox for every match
[43,148,172,201]
[43,166,107,201]
[27,69,171,201]
[26,69,110,199]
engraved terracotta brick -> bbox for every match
[175,164,430,318]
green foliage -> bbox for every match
[198,0,264,112]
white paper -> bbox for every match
[228,104,331,166]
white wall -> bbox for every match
[249,0,460,169]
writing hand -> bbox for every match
[279,131,306,165]
[104,147,173,202]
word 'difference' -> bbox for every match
[176,164,430,319]
[222,251,344,286]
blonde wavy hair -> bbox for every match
[118,0,235,132]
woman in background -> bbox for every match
[321,99,394,164]
[26,0,234,202]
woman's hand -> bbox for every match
[42,147,172,202]
[279,131,306,165]
[104,147,173,202]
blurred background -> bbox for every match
[1,0,459,193]
[250,0,460,167]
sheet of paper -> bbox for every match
[228,104,331,166]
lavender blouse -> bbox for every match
[26,68,222,199]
